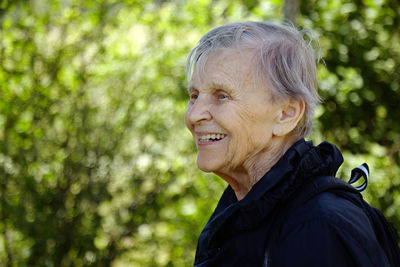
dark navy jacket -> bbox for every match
[194,140,389,266]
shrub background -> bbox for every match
[0,0,399,266]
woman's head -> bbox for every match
[186,21,321,138]
[185,48,288,176]
[185,22,321,197]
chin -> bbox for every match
[196,157,220,173]
[197,162,214,173]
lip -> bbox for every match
[195,131,226,135]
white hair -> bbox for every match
[186,21,321,138]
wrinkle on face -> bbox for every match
[185,48,292,200]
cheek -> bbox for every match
[234,109,273,149]
[221,105,255,144]
[236,128,255,153]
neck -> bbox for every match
[216,136,300,200]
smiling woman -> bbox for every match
[185,48,302,199]
[184,21,397,267]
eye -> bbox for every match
[217,93,229,100]
[190,92,198,101]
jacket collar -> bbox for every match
[196,139,344,258]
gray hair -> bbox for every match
[186,21,321,138]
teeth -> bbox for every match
[199,134,226,142]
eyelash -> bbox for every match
[190,93,198,100]
[217,93,228,100]
[188,91,229,102]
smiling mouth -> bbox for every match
[198,133,227,143]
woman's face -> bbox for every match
[184,49,283,175]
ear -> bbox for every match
[272,98,305,137]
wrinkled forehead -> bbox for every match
[189,48,259,90]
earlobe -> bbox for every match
[272,98,305,136]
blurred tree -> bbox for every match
[300,0,400,230]
[0,0,282,266]
[284,0,300,25]
[0,0,399,266]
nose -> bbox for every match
[185,95,212,125]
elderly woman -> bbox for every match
[184,22,394,266]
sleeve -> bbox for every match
[267,217,389,267]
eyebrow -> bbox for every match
[187,81,233,93]
[209,82,232,92]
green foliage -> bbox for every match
[301,0,400,229]
[0,0,399,266]
[0,0,281,266]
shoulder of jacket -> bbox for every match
[266,191,389,266]
[278,191,372,238]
